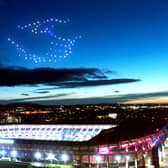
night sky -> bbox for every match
[0,0,168,105]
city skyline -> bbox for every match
[0,0,168,105]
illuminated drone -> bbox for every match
[8,18,81,63]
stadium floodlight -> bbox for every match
[95,155,102,163]
[1,150,6,156]
[125,155,130,168]
[115,155,121,163]
[126,155,130,160]
[46,153,55,161]
[61,153,69,163]
[34,152,42,160]
[0,139,14,144]
[11,150,17,158]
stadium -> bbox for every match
[1,0,168,167]
[0,105,168,168]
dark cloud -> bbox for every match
[21,93,29,96]
[95,91,168,104]
[34,91,50,94]
[0,93,72,104]
[56,79,140,88]
[1,91,168,105]
[25,91,168,105]
[0,67,140,89]
[21,93,71,101]
[0,67,107,86]
[117,91,168,102]
[35,79,139,91]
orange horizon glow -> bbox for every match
[123,96,168,104]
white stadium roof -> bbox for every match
[0,124,115,142]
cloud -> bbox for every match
[0,66,140,90]
[99,91,168,103]
[26,91,168,105]
[1,91,168,105]
[34,91,50,94]
[36,79,140,90]
[0,93,72,104]
[56,79,140,88]
[21,93,29,96]
[21,93,71,101]
[118,91,168,103]
[35,79,139,91]
[0,67,107,86]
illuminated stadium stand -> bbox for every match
[0,124,114,141]
[0,121,168,167]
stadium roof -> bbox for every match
[0,124,114,142]
[87,119,167,145]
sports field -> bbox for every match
[47,164,74,168]
[0,160,75,168]
[0,160,32,168]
